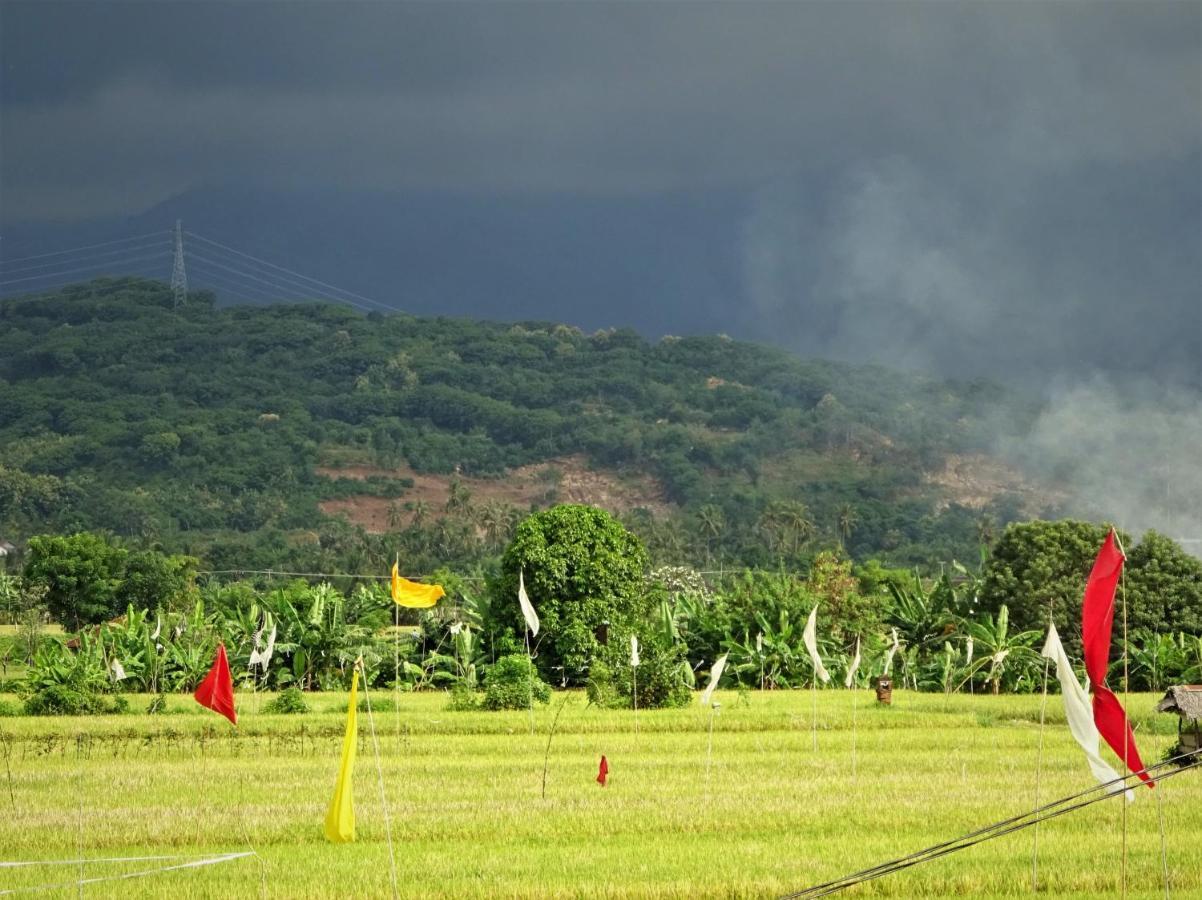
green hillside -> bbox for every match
[0,277,1047,574]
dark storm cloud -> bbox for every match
[1,0,1199,542]
[5,2,1196,213]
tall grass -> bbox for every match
[0,690,1196,898]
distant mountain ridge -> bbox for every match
[0,277,1049,574]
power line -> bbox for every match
[0,236,170,276]
[0,268,171,300]
[185,230,405,315]
[0,230,169,265]
[185,250,375,311]
[0,250,172,286]
[183,265,279,305]
[187,249,356,305]
[197,568,480,583]
[186,243,371,307]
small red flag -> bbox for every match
[194,642,237,725]
[596,755,608,787]
[1080,530,1151,787]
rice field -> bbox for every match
[0,688,1198,898]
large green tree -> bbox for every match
[1124,530,1202,636]
[23,533,199,629]
[489,504,651,684]
[978,520,1202,655]
[24,532,129,628]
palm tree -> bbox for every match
[408,499,430,529]
[836,503,858,550]
[445,478,472,514]
[697,505,725,565]
[386,501,405,530]
[761,500,814,557]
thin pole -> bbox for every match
[1032,626,1051,892]
[1155,783,1171,899]
[360,660,399,900]
[76,731,85,900]
[393,553,400,753]
[850,686,857,782]
[705,704,717,801]
[811,678,818,752]
[540,694,570,799]
[1120,552,1130,900]
[524,629,535,736]
[632,666,639,738]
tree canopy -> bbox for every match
[489,504,651,683]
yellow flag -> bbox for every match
[391,560,445,608]
[324,667,359,843]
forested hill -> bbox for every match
[0,278,1049,574]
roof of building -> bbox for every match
[1156,685,1202,721]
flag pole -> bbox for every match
[705,702,717,801]
[1119,532,1129,900]
[1032,603,1053,892]
[359,658,400,900]
[850,682,857,782]
[811,675,818,752]
[393,553,400,753]
[525,628,535,736]
[632,665,639,738]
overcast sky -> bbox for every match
[2,0,1200,539]
[1,0,1199,384]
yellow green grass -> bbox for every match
[0,690,1197,898]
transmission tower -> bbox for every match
[170,219,187,308]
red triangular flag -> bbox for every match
[1080,530,1151,787]
[194,643,237,725]
[596,755,608,787]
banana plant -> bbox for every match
[965,605,1040,694]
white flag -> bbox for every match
[150,616,161,641]
[756,632,763,654]
[844,637,861,688]
[699,653,728,707]
[883,628,900,676]
[257,623,277,671]
[1041,624,1133,801]
[248,617,267,668]
[803,606,831,684]
[109,659,127,681]
[630,634,640,668]
[965,636,974,667]
[517,570,539,637]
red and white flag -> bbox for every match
[194,643,237,726]
[1081,529,1152,788]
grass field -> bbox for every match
[0,688,1197,898]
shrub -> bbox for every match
[264,687,309,714]
[585,659,617,708]
[0,699,18,717]
[482,654,551,711]
[446,683,481,712]
[24,685,105,716]
[602,637,692,710]
[357,695,397,714]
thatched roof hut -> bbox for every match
[1157,685,1202,762]
[1156,685,1202,721]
